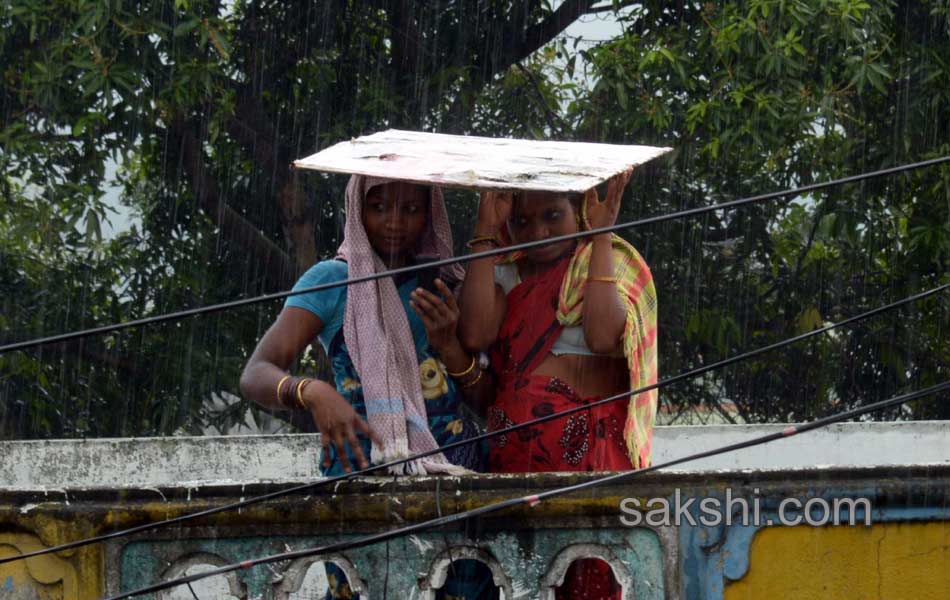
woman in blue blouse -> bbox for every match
[240,175,495,599]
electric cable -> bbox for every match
[2,156,947,355]
[185,582,201,600]
[100,380,950,599]
[2,283,943,566]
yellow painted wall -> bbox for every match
[725,521,949,600]
[0,531,103,600]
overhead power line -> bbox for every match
[2,282,944,566]
[100,381,950,599]
[2,156,947,355]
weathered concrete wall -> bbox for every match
[0,434,323,491]
[652,420,949,470]
[1,423,948,599]
[2,466,947,599]
[2,421,947,491]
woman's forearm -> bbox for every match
[240,359,292,411]
[460,368,494,418]
[436,337,475,375]
[583,234,627,353]
[433,338,485,413]
[241,357,341,415]
[239,307,326,411]
[458,239,503,350]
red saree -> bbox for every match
[488,256,627,600]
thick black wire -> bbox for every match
[100,381,950,600]
[1,155,947,355]
[2,158,945,566]
[185,582,201,600]
[2,282,944,567]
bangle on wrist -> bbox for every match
[278,375,299,409]
[588,276,619,284]
[461,368,485,388]
[467,235,500,249]
[447,355,477,378]
[295,378,314,410]
[276,375,292,408]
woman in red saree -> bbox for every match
[457,171,659,599]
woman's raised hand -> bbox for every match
[475,190,513,236]
[409,279,461,354]
[303,380,383,472]
[585,168,633,230]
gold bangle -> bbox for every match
[466,235,499,249]
[588,276,619,284]
[461,368,484,388]
[276,375,292,407]
[296,378,313,410]
[446,355,476,378]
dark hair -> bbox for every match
[511,190,583,209]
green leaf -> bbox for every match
[796,307,823,334]
[174,19,199,38]
[85,208,101,241]
[686,313,701,340]
[207,26,231,60]
[614,82,628,110]
[817,213,838,239]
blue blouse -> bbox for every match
[285,260,484,475]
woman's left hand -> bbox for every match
[409,279,461,354]
[585,168,633,230]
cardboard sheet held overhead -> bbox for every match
[293,129,672,193]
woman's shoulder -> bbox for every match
[296,259,348,287]
[285,259,349,319]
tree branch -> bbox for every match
[227,92,318,275]
[277,171,318,275]
[228,93,287,173]
[488,0,598,80]
[171,118,295,291]
[515,63,571,136]
[587,0,642,15]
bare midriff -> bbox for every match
[531,352,629,398]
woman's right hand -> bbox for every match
[475,190,513,236]
[304,380,383,472]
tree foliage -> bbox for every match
[566,0,950,421]
[1,0,947,438]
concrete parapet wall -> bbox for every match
[0,422,948,599]
[2,421,947,491]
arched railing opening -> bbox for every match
[157,552,245,600]
[274,555,366,600]
[421,546,511,600]
[540,543,634,600]
[434,559,502,600]
[552,558,622,600]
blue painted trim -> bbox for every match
[679,489,950,600]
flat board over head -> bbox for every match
[293,129,672,193]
